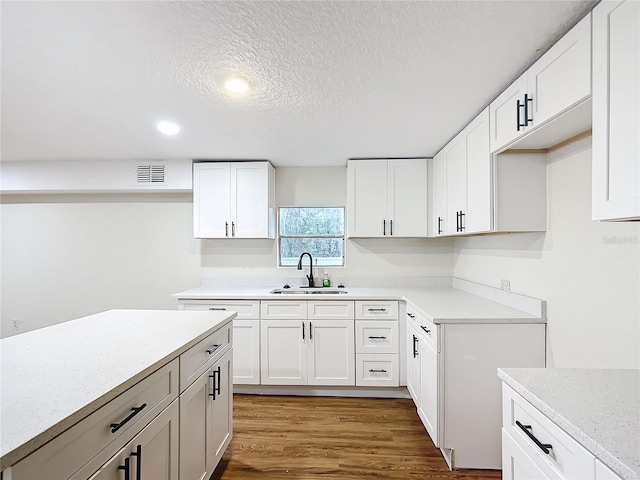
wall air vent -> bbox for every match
[136,162,166,185]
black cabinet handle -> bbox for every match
[225,222,229,237]
[437,217,443,235]
[390,219,393,236]
[455,211,460,232]
[412,334,418,358]
[459,211,465,232]
[516,420,552,454]
[368,308,387,312]
[310,322,313,340]
[369,369,388,373]
[420,326,431,334]
[302,322,305,340]
[407,313,415,319]
[130,445,142,480]
[206,343,222,354]
[368,336,387,339]
[517,98,526,131]
[231,222,236,237]
[524,93,533,126]
[383,219,386,236]
[209,365,222,399]
[208,307,227,311]
[110,404,147,433]
[118,457,130,480]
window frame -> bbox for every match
[277,206,346,268]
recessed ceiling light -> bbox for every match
[223,76,250,95]
[156,121,180,136]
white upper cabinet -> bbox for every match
[193,161,275,238]
[347,158,427,238]
[592,0,640,221]
[432,108,492,237]
[490,14,592,153]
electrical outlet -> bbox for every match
[12,318,20,330]
[501,280,511,291]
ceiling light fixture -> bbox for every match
[156,121,181,136]
[223,76,250,95]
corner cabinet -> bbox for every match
[347,158,427,238]
[433,107,492,236]
[490,13,592,153]
[592,0,640,221]
[193,161,275,238]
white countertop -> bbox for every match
[173,282,545,324]
[498,368,640,480]
[0,308,235,469]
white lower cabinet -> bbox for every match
[81,401,179,480]
[406,304,546,470]
[502,384,598,480]
[178,300,260,385]
[260,319,355,386]
[179,344,233,480]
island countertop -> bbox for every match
[0,308,235,469]
[498,368,640,480]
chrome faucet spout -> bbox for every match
[297,252,315,288]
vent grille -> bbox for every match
[136,163,166,184]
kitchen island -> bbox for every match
[499,368,639,480]
[1,308,235,479]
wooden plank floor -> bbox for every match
[213,394,502,480]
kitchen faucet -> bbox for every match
[297,252,315,288]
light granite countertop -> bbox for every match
[173,278,546,324]
[0,309,235,469]
[498,368,640,480]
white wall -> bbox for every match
[453,137,640,369]
[1,167,454,336]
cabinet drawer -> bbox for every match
[181,300,260,319]
[502,384,595,479]
[261,301,307,319]
[355,300,398,320]
[406,305,421,329]
[417,317,438,352]
[308,300,354,320]
[356,354,399,387]
[356,320,398,354]
[180,324,232,392]
[12,360,179,480]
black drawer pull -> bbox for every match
[420,326,431,334]
[516,420,552,454]
[206,343,222,354]
[208,307,227,311]
[110,404,147,433]
[118,457,130,480]
[368,336,387,339]
[368,308,387,312]
[130,445,142,480]
[407,313,415,319]
[369,369,388,373]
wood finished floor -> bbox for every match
[213,394,502,480]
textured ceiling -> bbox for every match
[1,1,596,167]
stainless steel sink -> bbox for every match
[269,288,348,295]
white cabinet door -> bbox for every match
[89,402,179,480]
[307,320,355,386]
[232,320,260,385]
[432,152,447,236]
[464,108,492,234]
[444,135,467,236]
[232,162,274,238]
[502,428,550,480]
[347,160,388,237]
[260,320,307,385]
[527,14,591,127]
[592,0,640,221]
[418,336,439,447]
[179,369,210,480]
[490,74,528,153]
[193,162,231,238]
[406,324,421,403]
[388,159,428,237]
[207,349,233,472]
